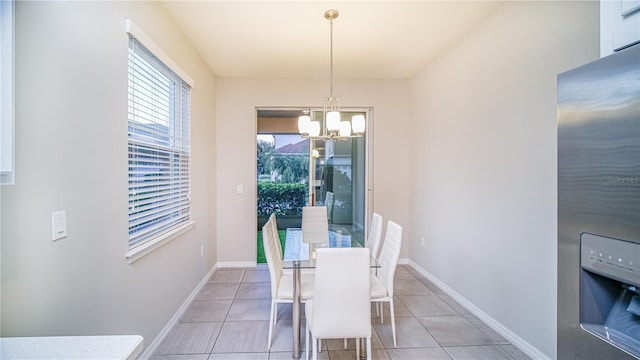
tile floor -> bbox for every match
[151,265,531,360]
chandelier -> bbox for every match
[298,9,365,141]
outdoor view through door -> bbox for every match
[256,109,368,263]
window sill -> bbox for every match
[125,221,195,264]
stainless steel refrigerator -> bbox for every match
[558,44,640,359]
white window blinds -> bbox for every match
[127,33,191,249]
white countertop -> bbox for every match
[0,335,143,359]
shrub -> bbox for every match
[257,182,307,217]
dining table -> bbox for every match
[283,226,379,360]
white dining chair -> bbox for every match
[301,206,329,244]
[269,213,315,277]
[370,220,402,348]
[365,212,384,320]
[262,219,314,349]
[305,248,371,360]
[268,213,283,258]
[367,212,384,260]
[324,191,334,223]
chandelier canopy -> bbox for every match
[298,9,365,140]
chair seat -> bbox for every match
[370,274,388,299]
[277,273,315,300]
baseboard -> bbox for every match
[138,264,218,360]
[217,261,257,268]
[398,257,409,265]
[406,260,549,360]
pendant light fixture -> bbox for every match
[298,9,365,140]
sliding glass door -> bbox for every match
[308,110,368,246]
[256,108,370,260]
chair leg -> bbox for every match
[356,338,360,359]
[312,336,318,360]
[268,300,275,349]
[380,301,384,324]
[343,338,347,349]
[389,298,397,348]
[305,321,309,360]
[366,337,372,360]
[274,302,278,324]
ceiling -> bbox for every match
[161,1,503,79]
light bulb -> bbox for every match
[352,114,365,134]
[298,115,311,135]
[309,121,321,137]
[326,111,341,131]
[339,121,351,137]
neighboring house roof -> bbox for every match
[275,139,309,155]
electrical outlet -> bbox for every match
[420,236,425,248]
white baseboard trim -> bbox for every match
[217,261,257,268]
[398,257,409,265]
[406,260,549,360]
[138,264,218,360]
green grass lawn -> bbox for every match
[257,230,287,263]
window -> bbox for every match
[1,0,14,185]
[126,20,193,257]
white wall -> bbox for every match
[0,1,603,357]
[215,78,411,264]
[0,0,217,345]
[409,1,599,358]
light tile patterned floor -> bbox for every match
[152,265,531,360]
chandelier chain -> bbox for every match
[329,14,334,99]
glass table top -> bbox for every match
[283,227,379,269]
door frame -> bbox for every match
[255,106,374,241]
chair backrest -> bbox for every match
[302,206,328,244]
[312,248,371,339]
[262,218,282,298]
[268,213,282,259]
[325,191,334,223]
[377,220,403,297]
[366,212,383,259]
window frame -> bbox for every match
[125,19,195,263]
[1,0,15,185]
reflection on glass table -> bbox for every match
[283,227,379,359]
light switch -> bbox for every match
[52,211,67,241]
[236,185,243,194]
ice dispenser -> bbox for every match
[580,233,640,358]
